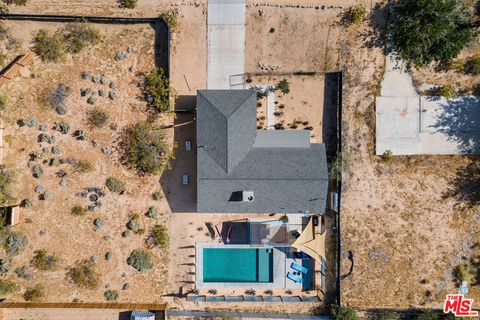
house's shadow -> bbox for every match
[160,96,197,213]
[150,21,169,71]
[323,72,341,158]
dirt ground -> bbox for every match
[0,0,478,314]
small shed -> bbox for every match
[130,311,155,320]
[0,205,20,227]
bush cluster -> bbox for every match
[127,249,152,272]
[106,177,125,194]
[345,5,367,25]
[0,279,16,295]
[31,249,58,271]
[149,225,169,249]
[276,79,290,95]
[23,285,44,302]
[33,29,64,62]
[104,289,119,301]
[144,67,171,113]
[120,0,137,9]
[0,229,28,256]
[69,261,100,289]
[88,108,109,128]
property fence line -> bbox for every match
[167,310,333,319]
[186,295,321,303]
[0,13,165,24]
[335,71,343,306]
[0,302,167,310]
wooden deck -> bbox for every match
[0,51,35,86]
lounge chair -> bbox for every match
[287,272,303,283]
[291,262,308,274]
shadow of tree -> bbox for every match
[431,96,480,154]
[361,2,389,49]
[443,158,480,205]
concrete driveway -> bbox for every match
[207,0,245,89]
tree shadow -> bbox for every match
[323,72,340,158]
[443,158,480,205]
[150,21,170,72]
[431,96,480,154]
[360,2,389,49]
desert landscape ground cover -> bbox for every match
[0,0,477,316]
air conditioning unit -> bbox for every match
[242,191,254,202]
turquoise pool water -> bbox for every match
[203,248,273,283]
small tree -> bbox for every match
[330,305,358,320]
[149,225,169,249]
[127,249,153,272]
[123,122,175,175]
[33,29,63,62]
[276,79,290,94]
[104,289,119,301]
[345,5,367,25]
[439,84,456,99]
[144,67,171,113]
[391,0,474,67]
[62,23,100,54]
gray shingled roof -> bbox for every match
[197,89,329,214]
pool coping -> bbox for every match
[195,242,286,289]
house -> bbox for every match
[196,89,329,214]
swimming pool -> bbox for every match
[203,248,273,283]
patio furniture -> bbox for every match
[293,251,311,260]
[292,230,301,239]
[291,262,308,274]
[287,272,303,283]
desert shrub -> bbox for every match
[0,279,16,295]
[269,27,275,33]
[464,55,480,75]
[63,23,100,54]
[23,285,44,302]
[88,108,109,128]
[245,289,256,296]
[264,289,273,295]
[0,259,10,275]
[208,289,217,295]
[120,0,137,9]
[146,207,159,218]
[381,149,393,162]
[123,122,174,175]
[391,0,474,67]
[127,216,142,233]
[2,229,27,255]
[71,205,87,216]
[47,83,71,115]
[0,95,7,111]
[93,218,105,230]
[73,160,94,173]
[127,249,153,272]
[69,261,100,289]
[151,191,163,200]
[106,177,125,194]
[439,84,456,99]
[454,262,475,284]
[14,266,32,280]
[160,11,178,31]
[54,122,70,134]
[31,249,58,271]
[0,169,13,205]
[105,251,113,261]
[345,5,367,25]
[149,225,169,249]
[275,79,290,94]
[104,289,119,301]
[378,311,397,320]
[122,230,131,238]
[330,305,358,320]
[144,67,171,113]
[33,29,63,62]
[329,151,350,182]
[3,0,28,5]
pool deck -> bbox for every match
[195,243,310,289]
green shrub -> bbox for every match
[464,55,480,75]
[0,169,14,205]
[146,207,159,218]
[0,258,10,276]
[62,23,100,54]
[439,84,456,99]
[106,177,125,194]
[0,95,7,111]
[0,279,16,295]
[104,289,119,301]
[93,218,105,230]
[245,289,256,296]
[345,5,367,25]
[381,150,393,162]
[71,205,87,216]
[151,191,163,200]
[149,225,169,249]
[31,250,58,271]
[269,27,275,33]
[144,67,171,113]
[329,151,350,182]
[120,0,137,9]
[330,305,358,320]
[2,229,27,256]
[127,249,153,272]
[160,11,178,31]
[33,29,63,62]
[391,0,474,67]
[275,79,290,94]
[69,261,100,289]
[54,121,70,134]
[121,230,131,238]
[88,108,109,128]
[454,262,475,284]
[124,122,174,175]
[23,285,44,302]
[14,266,31,280]
[127,216,142,233]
